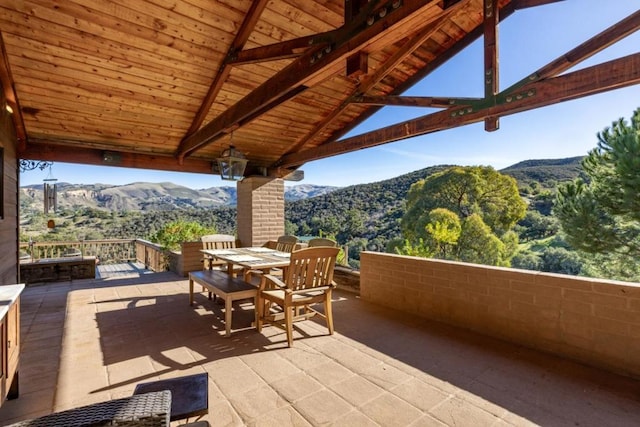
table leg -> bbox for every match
[226,262,234,277]
[189,278,194,305]
[225,297,232,337]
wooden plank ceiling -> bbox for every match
[1,0,639,178]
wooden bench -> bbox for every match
[189,270,257,337]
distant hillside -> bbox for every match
[285,158,585,260]
[20,158,584,265]
[20,182,337,213]
[501,156,586,188]
[286,165,452,249]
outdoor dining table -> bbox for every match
[194,247,290,336]
[200,247,291,278]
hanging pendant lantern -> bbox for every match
[216,145,248,181]
[215,131,247,181]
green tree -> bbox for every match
[284,220,298,236]
[402,166,525,240]
[423,208,461,258]
[151,220,217,251]
[554,108,640,280]
[399,166,525,266]
[511,250,543,271]
[456,213,505,265]
[338,209,366,243]
[516,210,560,241]
[540,247,583,275]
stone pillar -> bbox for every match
[237,177,284,247]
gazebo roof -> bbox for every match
[1,1,639,178]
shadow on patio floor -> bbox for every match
[1,271,639,426]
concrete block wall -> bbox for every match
[237,177,285,247]
[360,251,640,379]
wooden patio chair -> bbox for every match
[307,237,338,247]
[246,234,299,279]
[275,235,298,253]
[201,234,236,271]
[256,246,339,347]
[200,234,243,300]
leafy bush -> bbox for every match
[540,247,583,275]
[151,220,217,251]
[511,251,543,271]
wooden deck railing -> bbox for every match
[20,239,141,265]
[134,239,167,272]
[18,238,355,278]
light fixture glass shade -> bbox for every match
[216,145,247,181]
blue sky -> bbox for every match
[20,1,640,189]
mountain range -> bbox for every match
[20,181,337,213]
[20,156,585,216]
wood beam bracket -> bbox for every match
[346,52,369,79]
[309,43,336,65]
[498,87,537,105]
[366,0,404,26]
[176,0,433,159]
[277,51,640,169]
[448,87,537,118]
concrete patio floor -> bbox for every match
[1,271,639,426]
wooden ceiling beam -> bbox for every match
[276,52,640,169]
[278,1,464,159]
[352,95,481,107]
[228,34,329,65]
[483,0,499,131]
[19,139,214,174]
[175,0,441,160]
[181,0,269,139]
[278,4,640,168]
[329,0,537,148]
[0,32,27,150]
[510,0,566,9]
[503,8,640,94]
[345,0,372,23]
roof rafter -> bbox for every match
[323,0,551,149]
[275,2,640,169]
[351,95,481,108]
[175,0,442,161]
[277,52,640,168]
[19,138,214,174]
[503,8,640,94]
[277,0,465,160]
[510,0,566,9]
[227,34,330,65]
[483,0,499,131]
[181,0,270,139]
[0,32,27,150]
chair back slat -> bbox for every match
[275,235,298,253]
[202,234,236,250]
[285,247,339,292]
[307,238,338,248]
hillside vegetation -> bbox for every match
[501,156,585,190]
[20,182,336,213]
[21,158,585,270]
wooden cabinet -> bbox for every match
[0,285,23,407]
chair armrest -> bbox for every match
[290,285,332,296]
[260,274,287,291]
